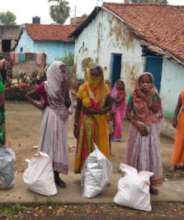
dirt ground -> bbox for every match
[5,102,184,179]
[1,202,184,220]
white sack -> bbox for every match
[113,163,153,212]
[81,144,112,198]
[23,152,57,196]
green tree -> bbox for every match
[131,0,168,4]
[0,11,16,25]
[49,0,70,24]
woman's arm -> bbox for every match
[172,94,182,128]
[25,89,45,110]
[73,98,82,138]
[99,95,113,114]
[126,96,148,136]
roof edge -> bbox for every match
[102,5,184,65]
[69,7,101,37]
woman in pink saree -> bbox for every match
[111,80,126,142]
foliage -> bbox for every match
[0,11,16,25]
[61,52,74,67]
[131,0,168,4]
[49,0,70,24]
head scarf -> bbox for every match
[111,80,126,99]
[132,72,163,124]
[79,65,109,109]
[45,61,69,119]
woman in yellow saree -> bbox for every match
[74,65,112,173]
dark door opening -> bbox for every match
[110,53,122,85]
[145,55,163,92]
[2,40,11,52]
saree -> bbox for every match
[111,81,126,141]
[39,61,69,174]
[126,73,163,186]
[171,90,184,166]
[0,76,5,147]
[74,69,110,173]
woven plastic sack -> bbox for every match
[0,147,16,189]
[113,164,153,212]
[23,152,57,196]
[81,144,112,198]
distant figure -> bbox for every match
[26,61,71,188]
[0,67,5,146]
[0,57,10,84]
[125,72,163,195]
[171,89,184,171]
[74,65,112,173]
[111,80,126,142]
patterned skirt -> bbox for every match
[39,106,69,174]
[126,123,163,186]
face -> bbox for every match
[139,74,153,92]
[116,80,125,90]
[59,64,69,89]
[90,67,102,84]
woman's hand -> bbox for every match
[172,117,177,128]
[150,102,160,113]
[134,121,149,136]
[73,123,80,139]
[82,106,99,115]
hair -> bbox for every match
[138,72,153,84]
[90,65,103,75]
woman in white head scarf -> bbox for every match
[26,61,71,188]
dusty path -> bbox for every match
[6,102,183,180]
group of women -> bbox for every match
[1,59,184,196]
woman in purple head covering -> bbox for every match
[26,61,71,188]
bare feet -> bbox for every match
[54,171,66,188]
[150,186,159,195]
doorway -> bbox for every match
[110,53,122,85]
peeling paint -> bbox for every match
[81,57,94,79]
[108,16,134,50]
[74,10,143,85]
[124,63,139,93]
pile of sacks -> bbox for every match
[0,142,154,212]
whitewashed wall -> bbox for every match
[74,10,143,92]
[74,9,184,118]
[16,30,34,52]
[160,58,184,118]
[74,13,99,79]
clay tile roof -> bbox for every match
[26,24,76,42]
[103,3,184,63]
[71,3,184,63]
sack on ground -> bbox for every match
[0,147,16,189]
[113,163,153,212]
[81,144,112,198]
[23,152,57,196]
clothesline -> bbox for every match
[9,52,47,67]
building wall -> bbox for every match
[74,10,143,93]
[16,30,74,64]
[74,10,184,118]
[74,13,99,79]
[160,58,184,118]
[34,41,74,64]
[16,30,34,52]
